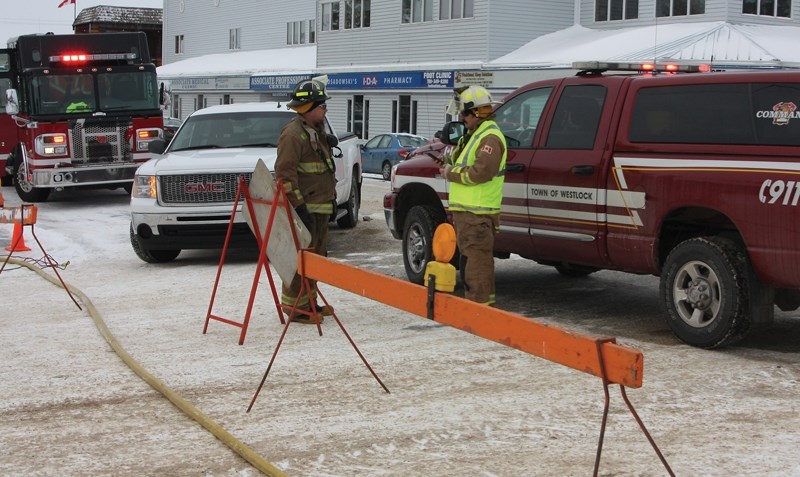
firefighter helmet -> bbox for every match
[448,85,502,118]
[288,78,330,109]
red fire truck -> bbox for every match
[0,32,164,201]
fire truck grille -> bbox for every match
[70,119,132,165]
[159,173,252,204]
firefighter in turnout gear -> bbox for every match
[441,85,507,305]
[275,77,337,323]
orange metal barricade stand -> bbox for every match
[0,202,82,311]
[296,252,673,475]
[203,175,388,409]
[203,175,288,345]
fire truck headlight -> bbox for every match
[136,128,163,151]
[35,134,68,157]
[133,174,157,199]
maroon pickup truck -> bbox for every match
[384,61,800,349]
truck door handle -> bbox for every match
[506,163,525,172]
[571,165,594,175]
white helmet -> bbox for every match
[447,85,502,117]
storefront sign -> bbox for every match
[250,74,312,91]
[327,70,454,89]
[454,71,495,88]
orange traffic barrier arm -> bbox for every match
[300,251,643,388]
[0,203,38,225]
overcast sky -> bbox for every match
[2,0,162,43]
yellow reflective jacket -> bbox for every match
[447,120,506,214]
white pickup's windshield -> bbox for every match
[30,71,159,115]
[169,111,295,151]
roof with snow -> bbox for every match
[158,46,317,78]
[490,21,800,69]
[74,5,162,27]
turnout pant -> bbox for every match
[281,212,329,309]
[452,211,499,305]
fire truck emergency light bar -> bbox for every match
[49,52,139,63]
[573,61,711,73]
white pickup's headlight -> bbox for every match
[133,174,156,198]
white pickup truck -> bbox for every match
[130,102,362,263]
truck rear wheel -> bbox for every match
[402,205,446,284]
[130,223,181,263]
[660,236,751,349]
[13,161,50,202]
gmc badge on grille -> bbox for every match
[184,182,224,193]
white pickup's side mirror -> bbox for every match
[5,89,19,115]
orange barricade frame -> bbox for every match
[0,202,81,310]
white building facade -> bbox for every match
[159,0,800,139]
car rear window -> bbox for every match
[629,83,800,146]
[398,135,428,147]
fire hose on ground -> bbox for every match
[4,256,287,477]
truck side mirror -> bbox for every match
[440,121,465,146]
[148,138,167,155]
[5,89,19,115]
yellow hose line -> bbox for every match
[6,258,288,477]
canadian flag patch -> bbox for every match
[481,144,493,154]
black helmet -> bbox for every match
[288,79,330,108]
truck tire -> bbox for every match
[336,176,360,229]
[130,223,181,263]
[381,161,392,181]
[13,161,51,202]
[660,236,752,349]
[402,205,446,284]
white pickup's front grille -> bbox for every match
[159,173,251,204]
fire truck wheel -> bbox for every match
[130,223,181,263]
[402,204,446,284]
[660,236,752,349]
[13,162,50,202]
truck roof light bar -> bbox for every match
[573,61,711,74]
[49,52,139,64]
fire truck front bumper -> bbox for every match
[30,164,138,188]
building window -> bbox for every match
[229,28,241,50]
[595,0,639,21]
[348,95,366,139]
[402,0,433,23]
[223,94,232,105]
[321,2,340,31]
[287,20,316,45]
[174,35,184,54]
[344,0,370,28]
[439,0,474,20]
[195,94,206,111]
[656,0,705,17]
[173,95,181,119]
[742,0,791,17]
[393,95,415,134]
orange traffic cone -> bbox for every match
[5,222,32,252]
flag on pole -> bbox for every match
[58,0,76,8]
